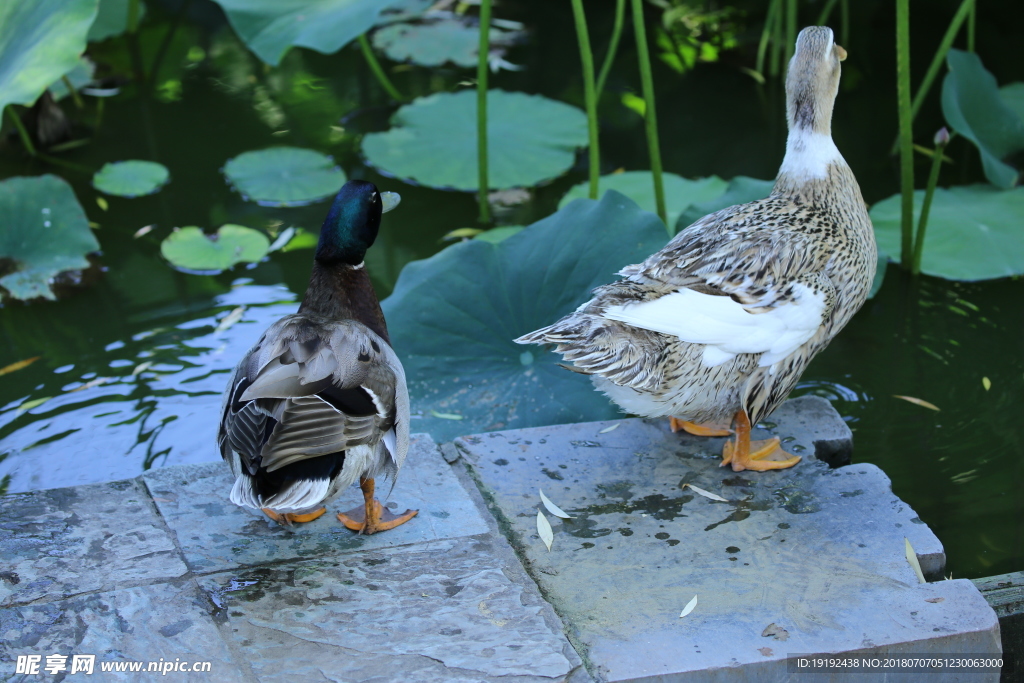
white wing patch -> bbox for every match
[603,284,826,367]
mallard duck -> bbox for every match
[516,27,875,472]
[218,180,418,533]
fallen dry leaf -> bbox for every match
[758,647,773,657]
[537,510,553,551]
[679,594,697,618]
[430,410,464,420]
[905,537,927,584]
[598,423,620,434]
[683,483,728,502]
[131,361,153,376]
[69,377,109,392]
[925,597,945,603]
[761,623,790,641]
[215,306,245,333]
[539,489,573,519]
[0,356,41,377]
[133,225,155,238]
[893,395,940,411]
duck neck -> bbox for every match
[299,260,390,343]
[774,82,847,196]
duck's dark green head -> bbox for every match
[315,180,399,265]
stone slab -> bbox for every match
[197,535,581,683]
[143,434,489,573]
[0,478,187,608]
[0,579,245,683]
[455,396,1002,682]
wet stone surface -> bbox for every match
[456,396,1002,682]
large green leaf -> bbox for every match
[209,0,431,66]
[362,89,589,191]
[161,225,270,273]
[87,0,146,42]
[0,0,98,113]
[560,172,728,234]
[93,160,170,197]
[942,49,1024,190]
[372,17,519,68]
[675,175,774,232]
[382,191,670,441]
[222,147,346,207]
[0,175,98,301]
[999,82,1024,123]
[870,185,1024,281]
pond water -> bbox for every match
[0,0,1020,580]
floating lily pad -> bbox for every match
[942,49,1024,189]
[0,175,98,301]
[382,190,669,441]
[223,147,345,207]
[676,175,775,232]
[372,16,520,68]
[210,0,431,66]
[560,172,728,233]
[0,0,99,113]
[362,89,588,191]
[161,225,270,273]
[87,0,146,42]
[870,184,1024,280]
[93,160,170,197]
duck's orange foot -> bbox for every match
[669,418,733,437]
[262,507,327,525]
[337,500,418,535]
[721,437,801,472]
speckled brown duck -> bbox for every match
[218,180,418,533]
[516,26,876,472]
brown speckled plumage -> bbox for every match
[516,26,876,427]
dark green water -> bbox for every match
[0,0,1020,579]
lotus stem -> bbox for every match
[149,0,192,89]
[6,106,36,156]
[911,128,950,275]
[571,0,600,200]
[127,0,141,33]
[756,0,780,79]
[596,0,626,100]
[840,0,849,47]
[630,0,667,229]
[967,1,976,52]
[61,76,84,109]
[784,0,797,66]
[815,0,838,27]
[910,0,974,123]
[770,0,784,78]
[896,0,915,265]
[358,34,404,103]
[477,0,492,223]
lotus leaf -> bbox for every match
[48,57,94,100]
[1000,82,1024,122]
[942,49,1024,189]
[675,175,774,232]
[0,175,98,301]
[222,147,345,207]
[372,17,519,68]
[362,90,588,191]
[210,0,431,66]
[87,0,146,42]
[475,226,523,243]
[0,0,98,113]
[870,185,1024,281]
[161,225,270,273]
[560,172,728,233]
[93,160,170,197]
[382,191,669,441]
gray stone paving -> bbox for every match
[455,397,1002,682]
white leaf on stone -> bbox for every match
[537,510,554,551]
[539,489,573,519]
[679,594,698,618]
[905,537,926,584]
[598,423,620,434]
[683,483,728,502]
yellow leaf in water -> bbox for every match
[134,225,155,238]
[215,306,245,332]
[537,510,553,551]
[679,594,698,618]
[0,356,41,376]
[539,489,573,518]
[69,377,109,392]
[893,395,940,411]
[598,423,620,434]
[904,537,926,584]
[442,228,484,241]
[131,361,153,376]
[683,483,728,502]
[430,410,463,420]
[96,196,108,211]
[982,377,991,391]
[18,396,52,412]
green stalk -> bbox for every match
[896,0,915,265]
[911,128,949,275]
[571,0,600,200]
[149,0,192,87]
[61,76,84,109]
[756,0,780,78]
[840,0,849,46]
[595,0,626,99]
[770,0,784,78]
[784,0,797,66]
[967,0,976,52]
[909,0,974,123]
[815,0,838,27]
[630,0,666,229]
[6,106,36,156]
[358,34,404,102]
[127,0,140,33]
[477,0,492,223]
